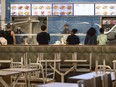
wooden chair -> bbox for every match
[78,76,102,87]
[102,73,113,87]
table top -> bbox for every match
[2,68,39,73]
[37,82,78,87]
[0,70,21,76]
[64,60,87,62]
[40,60,61,62]
[69,71,115,81]
[0,60,11,63]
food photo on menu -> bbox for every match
[32,4,52,16]
[10,4,31,16]
[53,4,73,16]
[95,4,116,16]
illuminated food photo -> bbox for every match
[96,6,101,9]
[60,12,66,15]
[103,6,108,9]
[11,6,17,10]
[24,11,30,15]
[12,12,17,15]
[53,12,59,15]
[103,12,108,15]
[41,11,44,15]
[67,6,72,10]
[25,5,30,10]
[18,11,23,15]
[67,11,72,15]
[39,6,44,9]
[60,6,65,9]
[32,6,38,9]
[34,11,38,15]
[46,6,51,9]
[110,6,115,9]
[54,6,59,9]
[18,6,23,9]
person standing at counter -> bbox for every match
[5,23,16,45]
[36,25,50,45]
[97,28,107,45]
[84,27,97,45]
[66,29,80,45]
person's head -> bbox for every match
[100,28,104,34]
[87,27,96,36]
[71,29,77,35]
[0,30,5,37]
[17,27,21,33]
[6,23,12,29]
[64,24,69,29]
[41,25,47,31]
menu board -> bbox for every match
[74,4,94,16]
[10,4,31,16]
[53,4,73,16]
[95,4,116,16]
[32,4,52,16]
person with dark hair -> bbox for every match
[5,23,16,45]
[62,24,70,34]
[0,30,7,45]
[84,27,97,45]
[66,29,80,45]
[97,28,107,45]
[15,27,24,44]
[36,25,50,45]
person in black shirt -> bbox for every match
[36,25,50,45]
[84,27,97,45]
[5,23,16,45]
[66,29,80,45]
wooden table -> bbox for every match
[0,70,22,87]
[68,71,115,83]
[0,68,39,87]
[37,82,78,87]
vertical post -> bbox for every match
[1,0,6,30]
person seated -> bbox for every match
[0,30,7,45]
[36,25,50,45]
[66,29,80,45]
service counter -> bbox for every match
[0,45,115,69]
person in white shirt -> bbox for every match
[0,30,7,45]
[97,28,107,45]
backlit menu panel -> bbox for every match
[95,4,116,16]
[32,4,52,16]
[10,4,31,16]
[53,4,73,16]
[74,4,94,16]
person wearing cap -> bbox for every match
[0,30,7,45]
[62,24,70,34]
[66,29,80,45]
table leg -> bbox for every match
[10,74,22,87]
[0,77,9,87]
